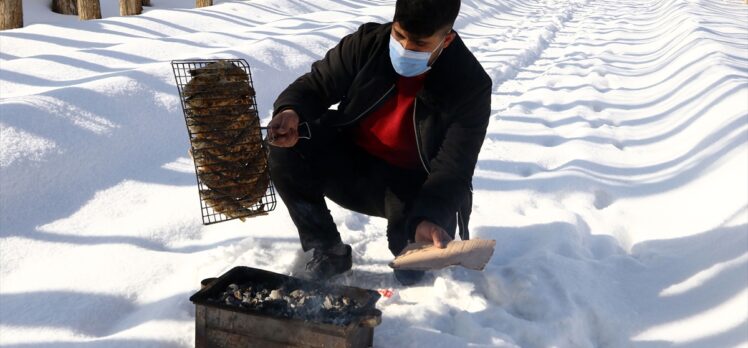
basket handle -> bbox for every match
[297,122,311,140]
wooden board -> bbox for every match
[389,239,497,271]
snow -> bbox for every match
[1,0,747,347]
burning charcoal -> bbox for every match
[221,291,231,301]
[241,293,252,303]
[225,295,241,306]
[323,295,335,310]
[269,289,282,300]
[210,280,369,326]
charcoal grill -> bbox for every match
[191,267,382,348]
[171,59,277,225]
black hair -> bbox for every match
[393,0,461,38]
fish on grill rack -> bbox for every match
[182,60,269,221]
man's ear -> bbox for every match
[443,31,457,49]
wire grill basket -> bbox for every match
[171,59,276,225]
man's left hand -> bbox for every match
[414,220,452,248]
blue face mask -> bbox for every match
[389,34,446,77]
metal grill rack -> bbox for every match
[171,59,276,225]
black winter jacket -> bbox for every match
[273,22,492,241]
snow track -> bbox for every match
[1,0,746,347]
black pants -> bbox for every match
[268,122,430,256]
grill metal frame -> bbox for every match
[171,58,276,225]
[190,266,382,347]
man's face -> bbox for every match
[391,22,456,66]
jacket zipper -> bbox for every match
[413,100,468,239]
[335,84,395,127]
[413,101,430,174]
[457,211,466,239]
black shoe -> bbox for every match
[394,269,425,286]
[305,244,352,280]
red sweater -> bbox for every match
[353,74,427,169]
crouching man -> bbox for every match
[267,0,491,285]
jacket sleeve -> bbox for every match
[273,23,375,121]
[406,77,492,237]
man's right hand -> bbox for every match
[267,109,300,147]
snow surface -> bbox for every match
[1,0,747,347]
